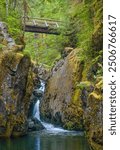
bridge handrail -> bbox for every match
[25,20,63,27]
[23,16,64,23]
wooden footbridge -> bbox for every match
[23,17,64,35]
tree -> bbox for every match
[6,0,9,16]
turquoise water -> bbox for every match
[0,130,90,150]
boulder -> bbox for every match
[28,118,45,131]
[33,89,43,98]
[0,51,33,137]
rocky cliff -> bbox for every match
[40,47,103,150]
[84,79,103,150]
[0,22,33,137]
[41,48,84,130]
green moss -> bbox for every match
[96,80,103,89]
[63,103,84,131]
[72,89,81,103]
[77,81,92,90]
[0,48,34,137]
[23,69,34,114]
[0,114,6,126]
[89,92,102,101]
[84,78,103,149]
[63,122,74,130]
[0,44,5,51]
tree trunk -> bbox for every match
[6,0,9,17]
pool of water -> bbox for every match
[0,81,90,150]
[0,130,90,150]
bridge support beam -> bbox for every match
[24,25,61,35]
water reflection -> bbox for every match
[0,131,90,150]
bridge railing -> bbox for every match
[23,16,64,29]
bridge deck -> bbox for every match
[23,17,63,35]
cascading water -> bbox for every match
[33,81,45,121]
[33,100,40,121]
[33,80,69,133]
[0,79,89,150]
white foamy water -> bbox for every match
[33,99,68,133]
[39,80,45,92]
[41,121,68,132]
[33,80,70,133]
[33,100,40,121]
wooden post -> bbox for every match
[56,22,59,28]
[45,21,49,27]
[33,20,37,26]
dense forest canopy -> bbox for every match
[0,0,102,68]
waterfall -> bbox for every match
[41,121,67,132]
[33,100,40,121]
[39,81,45,92]
[33,80,45,121]
[33,80,68,132]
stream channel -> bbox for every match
[0,81,90,150]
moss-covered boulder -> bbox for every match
[0,22,33,137]
[84,79,103,150]
[0,50,33,137]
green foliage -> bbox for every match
[29,0,69,21]
[23,0,70,67]
[67,0,102,60]
[6,14,22,41]
[0,1,6,20]
[0,0,102,68]
[0,0,22,43]
[76,81,92,90]
[67,2,94,59]
[24,0,102,67]
[24,33,68,66]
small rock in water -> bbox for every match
[28,118,45,131]
[33,89,43,98]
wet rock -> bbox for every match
[33,75,41,89]
[27,75,45,120]
[33,89,43,98]
[37,65,50,81]
[28,118,44,131]
[12,119,28,137]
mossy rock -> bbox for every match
[0,49,34,137]
[76,81,92,90]
[84,79,103,150]
[63,103,84,130]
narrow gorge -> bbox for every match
[0,0,103,150]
